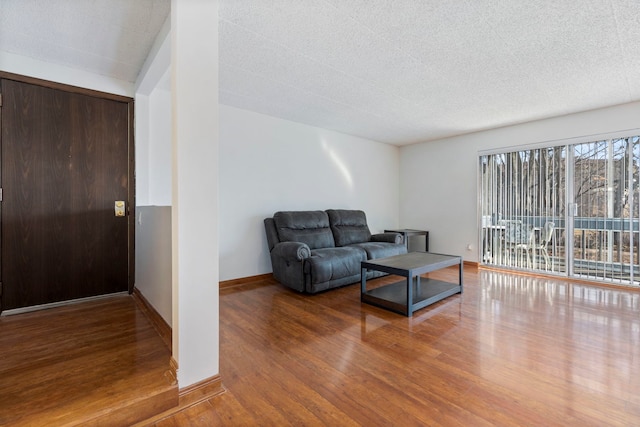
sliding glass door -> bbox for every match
[479,135,640,286]
[570,137,640,284]
[480,147,565,273]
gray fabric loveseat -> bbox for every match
[264,209,407,293]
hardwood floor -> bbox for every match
[150,266,640,426]
[2,267,639,425]
[0,295,177,426]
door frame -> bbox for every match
[0,71,136,307]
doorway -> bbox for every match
[479,134,640,286]
[0,75,135,312]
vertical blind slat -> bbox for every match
[480,137,640,286]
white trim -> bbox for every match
[478,128,640,156]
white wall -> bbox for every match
[135,14,172,207]
[148,87,172,205]
[219,105,401,281]
[135,88,172,206]
[134,21,172,326]
[134,0,220,388]
[171,0,219,388]
[133,86,172,325]
[0,50,133,96]
[135,94,152,206]
[400,102,640,262]
[135,206,172,324]
[134,86,173,326]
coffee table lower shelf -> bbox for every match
[362,279,461,316]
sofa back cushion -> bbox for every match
[273,211,335,249]
[326,209,372,246]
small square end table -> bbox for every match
[384,229,429,252]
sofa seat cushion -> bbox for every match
[274,210,335,250]
[349,241,407,260]
[307,247,366,284]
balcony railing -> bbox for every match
[481,216,640,285]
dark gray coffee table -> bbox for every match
[361,252,463,316]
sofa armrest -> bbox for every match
[271,241,311,261]
[371,232,403,245]
[268,242,310,293]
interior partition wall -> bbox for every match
[479,134,640,287]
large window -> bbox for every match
[480,135,640,286]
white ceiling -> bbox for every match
[2,1,640,146]
[0,0,170,83]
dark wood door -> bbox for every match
[0,78,133,311]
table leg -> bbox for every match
[360,267,367,299]
[406,274,413,316]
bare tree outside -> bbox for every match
[480,136,640,285]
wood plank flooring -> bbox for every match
[0,295,177,426]
[2,267,639,426]
[151,266,640,426]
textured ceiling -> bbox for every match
[1,1,639,145]
[220,0,640,145]
[0,0,170,83]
